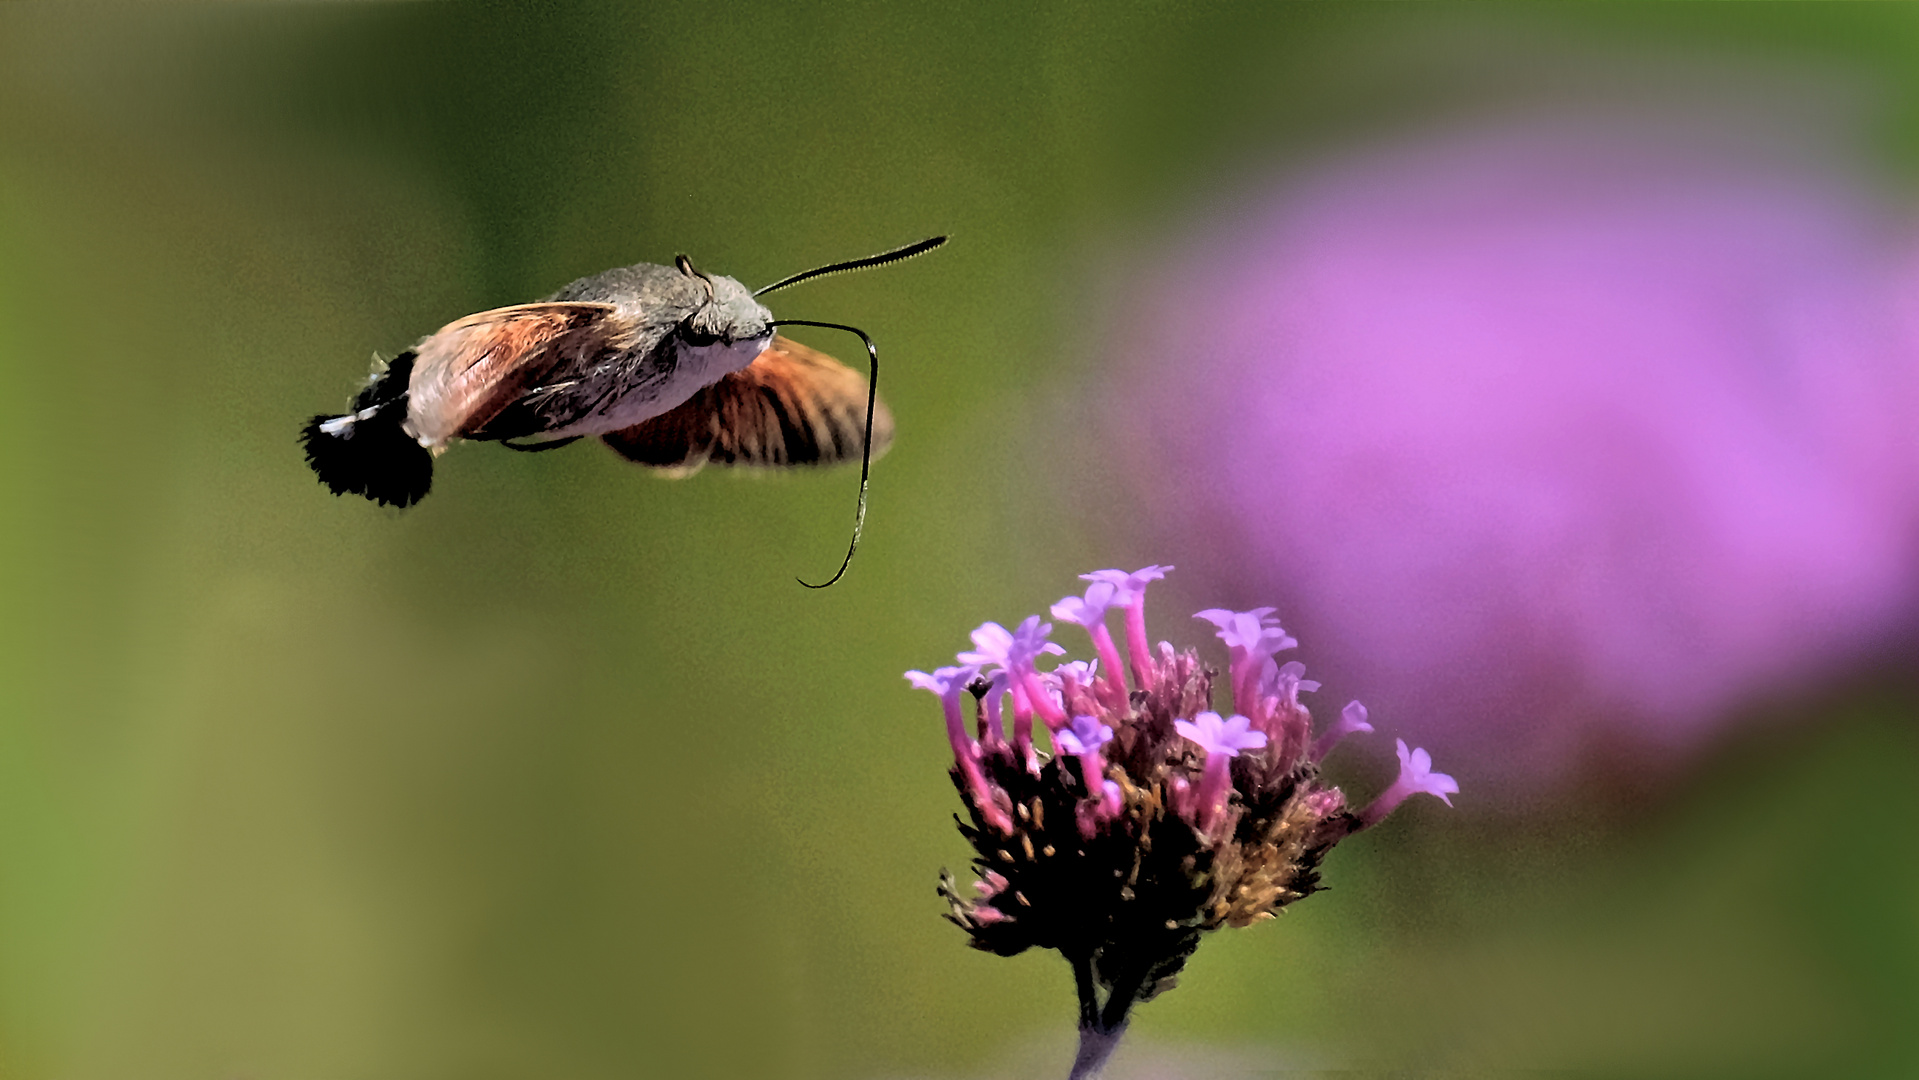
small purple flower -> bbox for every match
[1081,565,1173,682]
[1056,715,1118,833]
[1051,581,1121,627]
[1195,607,1299,716]
[956,622,1016,669]
[1174,711,1268,834]
[1173,711,1269,758]
[1043,656,1105,721]
[1193,607,1287,657]
[906,665,1011,834]
[905,665,979,740]
[958,616,1066,674]
[1251,659,1323,760]
[1260,659,1320,705]
[1358,739,1460,828]
[1054,714,1115,757]
[1052,582,1130,709]
[960,616,1069,750]
[1310,700,1375,763]
[904,664,977,736]
[1080,564,1173,606]
[1054,659,1098,683]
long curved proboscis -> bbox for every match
[770,318,880,589]
[755,236,948,298]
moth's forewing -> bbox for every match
[601,334,892,475]
[405,302,626,447]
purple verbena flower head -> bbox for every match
[924,568,1456,1062]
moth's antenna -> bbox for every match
[755,236,947,298]
[770,318,881,589]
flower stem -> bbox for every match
[1068,1021,1127,1080]
[1065,953,1135,1079]
[1098,968,1146,1034]
[1071,952,1099,1031]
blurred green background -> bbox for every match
[2,3,1917,1077]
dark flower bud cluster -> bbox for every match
[907,566,1456,1078]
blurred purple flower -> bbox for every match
[1112,123,1919,786]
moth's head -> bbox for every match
[674,255,774,346]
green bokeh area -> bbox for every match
[3,4,1917,1078]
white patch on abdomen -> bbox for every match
[544,333,772,439]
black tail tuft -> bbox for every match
[300,351,433,508]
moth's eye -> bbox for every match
[679,322,723,347]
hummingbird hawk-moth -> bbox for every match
[301,236,945,585]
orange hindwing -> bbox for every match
[600,334,893,476]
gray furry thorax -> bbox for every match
[546,262,774,345]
